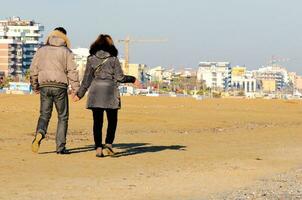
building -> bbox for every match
[148,66,165,82]
[162,69,174,83]
[288,72,302,92]
[180,68,196,78]
[261,79,276,92]
[0,39,22,77]
[72,48,89,82]
[295,76,302,92]
[231,66,246,77]
[0,17,44,78]
[179,68,198,91]
[8,81,31,92]
[128,63,147,83]
[231,69,257,93]
[119,59,147,83]
[253,65,289,90]
[197,62,231,90]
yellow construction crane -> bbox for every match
[116,36,167,74]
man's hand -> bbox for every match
[72,95,80,102]
[34,90,40,94]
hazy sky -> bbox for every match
[1,0,302,74]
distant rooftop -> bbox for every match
[72,48,89,57]
[0,16,38,26]
[199,61,231,67]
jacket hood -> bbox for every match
[45,30,71,48]
[95,50,111,59]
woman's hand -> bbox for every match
[134,79,141,88]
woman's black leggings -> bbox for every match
[92,108,118,148]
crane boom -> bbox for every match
[116,36,167,74]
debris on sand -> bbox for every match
[212,169,302,199]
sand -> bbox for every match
[0,94,302,200]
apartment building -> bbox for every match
[128,63,147,83]
[253,65,289,90]
[119,59,147,83]
[0,17,44,78]
[231,67,257,93]
[148,66,164,82]
[197,62,232,90]
[289,72,302,92]
[72,48,89,82]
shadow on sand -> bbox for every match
[113,143,186,157]
[39,143,186,157]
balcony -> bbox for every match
[5,32,23,37]
[23,61,32,66]
[24,40,40,44]
[23,47,37,52]
[25,33,42,37]
[9,54,16,58]
[23,54,34,59]
[31,24,44,31]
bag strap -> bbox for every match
[94,58,109,76]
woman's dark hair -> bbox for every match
[54,27,67,35]
[89,34,118,57]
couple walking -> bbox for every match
[30,27,139,157]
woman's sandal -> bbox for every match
[104,144,115,156]
[95,147,104,158]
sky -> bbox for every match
[1,0,302,74]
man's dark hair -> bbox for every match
[54,27,67,35]
[89,34,118,56]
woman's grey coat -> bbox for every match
[77,50,136,109]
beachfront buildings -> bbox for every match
[148,66,165,82]
[197,62,232,91]
[289,72,302,92]
[231,66,257,93]
[252,65,289,91]
[119,59,147,83]
[261,79,276,92]
[0,17,44,79]
[127,63,147,83]
[72,50,148,84]
[72,48,89,82]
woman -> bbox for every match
[74,34,138,157]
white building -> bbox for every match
[0,17,44,78]
[162,69,174,83]
[148,66,165,82]
[197,62,231,90]
[253,65,289,90]
[128,63,147,83]
[72,48,89,82]
[231,71,257,93]
[119,58,147,83]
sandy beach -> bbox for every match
[0,94,302,200]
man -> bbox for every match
[30,27,80,154]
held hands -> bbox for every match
[71,93,80,102]
[133,79,141,88]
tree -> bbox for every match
[24,70,31,82]
[0,77,13,89]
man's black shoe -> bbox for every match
[56,148,70,155]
